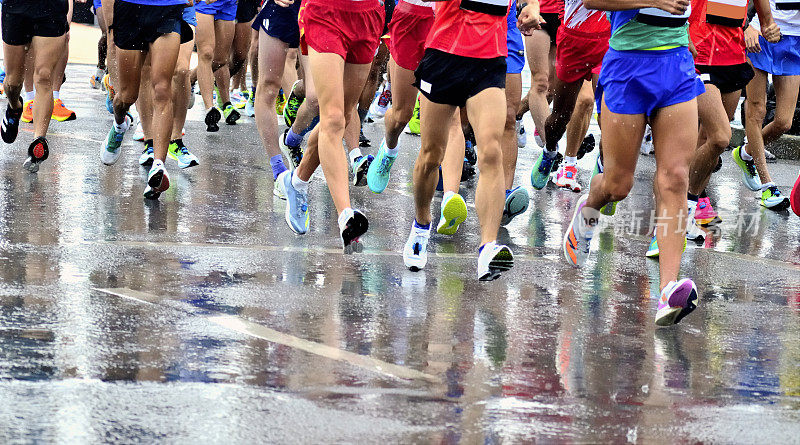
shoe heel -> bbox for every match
[148,169,164,188]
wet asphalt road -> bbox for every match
[1,65,799,443]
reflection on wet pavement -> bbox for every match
[1,66,799,442]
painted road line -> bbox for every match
[94,287,439,384]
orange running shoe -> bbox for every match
[21,100,34,123]
[51,99,76,121]
[102,74,115,98]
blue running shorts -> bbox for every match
[597,47,705,116]
[506,10,525,74]
[195,0,237,21]
[748,35,800,76]
[251,0,302,49]
[182,4,196,27]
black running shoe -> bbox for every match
[1,105,23,144]
[23,137,49,172]
[205,107,221,132]
[341,209,369,254]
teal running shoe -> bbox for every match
[367,139,397,194]
[531,150,557,190]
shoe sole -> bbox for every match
[29,139,49,163]
[52,113,76,122]
[500,190,529,226]
[655,288,698,326]
[205,109,221,132]
[563,195,588,268]
[352,159,370,187]
[342,212,369,254]
[733,148,761,191]
[437,195,468,235]
[148,169,164,189]
[225,109,240,125]
[479,247,514,281]
[761,198,791,211]
[697,216,722,226]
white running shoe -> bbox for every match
[515,118,526,148]
[403,222,431,271]
[477,241,514,281]
[132,121,144,142]
[534,128,545,148]
[640,125,654,155]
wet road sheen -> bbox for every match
[1,66,800,443]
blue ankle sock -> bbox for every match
[285,129,303,147]
[270,154,287,180]
[413,220,430,230]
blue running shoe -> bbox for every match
[280,170,309,234]
[531,150,557,190]
[101,113,133,165]
[106,94,114,114]
[501,186,530,226]
[367,138,397,194]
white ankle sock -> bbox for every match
[291,171,309,194]
[740,146,753,161]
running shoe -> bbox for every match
[436,193,468,235]
[102,73,115,98]
[143,161,170,200]
[531,150,557,190]
[533,128,544,148]
[563,194,596,268]
[275,88,286,116]
[655,278,698,326]
[1,105,23,143]
[406,97,421,135]
[89,72,102,90]
[577,134,595,160]
[760,184,790,210]
[732,145,761,191]
[223,103,240,125]
[139,141,154,167]
[280,170,309,234]
[553,163,582,192]
[645,234,687,259]
[283,81,304,127]
[245,93,255,117]
[351,154,373,187]
[685,203,706,242]
[501,186,530,226]
[105,95,114,115]
[791,170,800,217]
[231,89,247,109]
[590,153,617,216]
[132,121,144,142]
[168,139,200,169]
[515,118,526,148]
[21,100,34,123]
[477,241,514,281]
[646,235,660,258]
[366,139,397,194]
[205,107,221,132]
[640,126,654,155]
[369,81,391,119]
[359,129,371,147]
[23,137,49,173]
[279,129,303,169]
[339,208,369,254]
[51,99,76,121]
[695,197,721,226]
[465,139,478,166]
[403,222,431,271]
[101,113,133,165]
[273,177,286,200]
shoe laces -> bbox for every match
[377,154,393,174]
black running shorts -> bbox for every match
[236,0,259,23]
[112,1,189,51]
[1,0,69,46]
[414,49,506,107]
[540,12,561,46]
[695,63,755,95]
